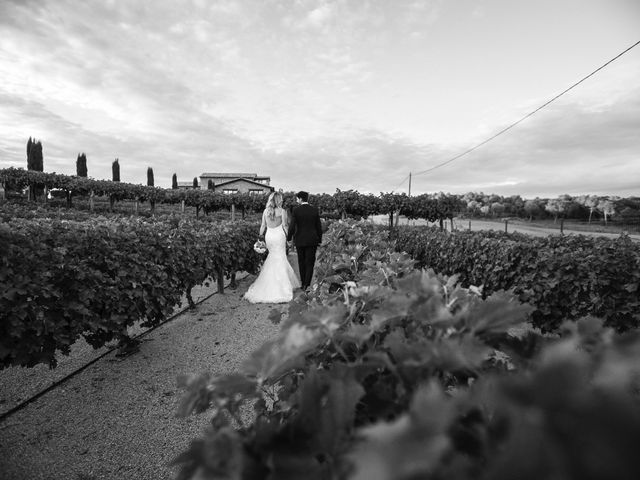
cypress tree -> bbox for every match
[193,177,198,189]
[26,137,43,171]
[33,141,43,171]
[110,159,119,211]
[26,137,33,170]
[172,173,178,189]
[26,138,44,200]
[112,159,120,182]
[76,153,88,177]
[147,167,156,214]
[26,137,34,200]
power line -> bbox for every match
[391,173,411,192]
[412,39,640,178]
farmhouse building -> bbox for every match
[199,172,274,195]
[176,181,199,190]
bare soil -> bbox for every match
[0,273,285,480]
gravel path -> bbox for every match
[0,281,222,418]
[0,273,285,480]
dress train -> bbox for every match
[244,226,300,303]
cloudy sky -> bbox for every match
[1,0,639,198]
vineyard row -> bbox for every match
[394,226,640,332]
[173,219,640,480]
[0,217,262,368]
[0,167,463,222]
[2,212,639,369]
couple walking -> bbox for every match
[244,190,322,304]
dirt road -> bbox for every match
[369,214,640,241]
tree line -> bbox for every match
[24,138,200,191]
[460,191,640,225]
[3,138,638,226]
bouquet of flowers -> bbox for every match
[253,240,267,254]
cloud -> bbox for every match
[307,3,334,29]
[255,130,439,193]
[1,0,638,200]
[311,48,373,92]
[405,87,640,197]
[404,0,442,27]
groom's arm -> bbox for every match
[286,209,296,242]
[315,209,322,244]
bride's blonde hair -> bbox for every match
[265,191,283,220]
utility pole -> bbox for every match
[408,172,412,197]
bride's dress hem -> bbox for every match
[244,225,300,304]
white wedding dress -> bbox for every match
[244,216,300,304]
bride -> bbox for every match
[244,191,301,303]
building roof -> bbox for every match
[177,181,196,186]
[215,178,275,190]
[200,172,258,178]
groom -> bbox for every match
[287,191,322,291]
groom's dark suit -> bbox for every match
[287,203,322,290]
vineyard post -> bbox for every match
[134,200,139,215]
[560,218,564,234]
[44,185,49,205]
[504,219,508,233]
[0,181,5,201]
[231,203,236,221]
[181,200,185,214]
[217,266,225,293]
[89,190,94,212]
[469,220,471,231]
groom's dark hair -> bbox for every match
[296,191,309,202]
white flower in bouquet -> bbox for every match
[253,240,267,254]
